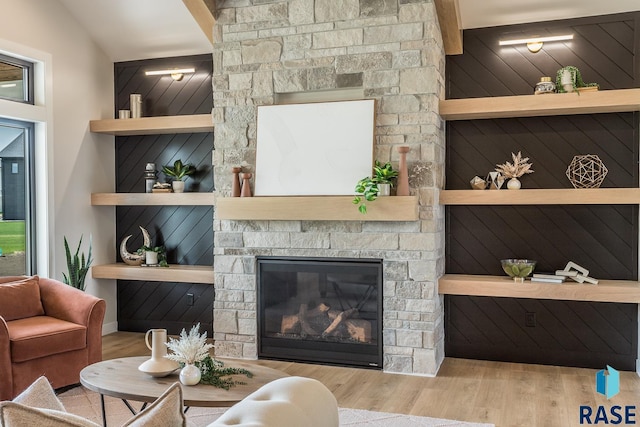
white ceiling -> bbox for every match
[459,0,640,29]
[57,0,640,62]
[58,0,211,62]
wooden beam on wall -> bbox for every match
[183,0,216,45]
[434,0,463,55]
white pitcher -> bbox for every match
[138,328,179,377]
[146,328,169,359]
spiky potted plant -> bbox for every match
[162,159,196,193]
[63,235,93,291]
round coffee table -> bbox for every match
[80,356,288,426]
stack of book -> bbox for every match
[531,273,566,283]
[530,261,599,285]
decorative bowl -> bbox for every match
[500,259,536,282]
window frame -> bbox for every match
[0,53,34,105]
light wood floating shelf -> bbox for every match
[216,196,418,221]
[89,114,213,135]
[92,263,214,284]
[91,192,216,206]
[438,188,640,205]
[439,274,640,304]
[439,88,640,120]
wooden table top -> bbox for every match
[80,356,288,407]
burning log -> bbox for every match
[323,308,357,336]
[345,318,371,342]
[280,303,330,334]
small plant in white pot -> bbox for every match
[162,159,196,193]
[353,161,398,214]
[137,245,168,267]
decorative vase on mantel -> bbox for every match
[231,167,242,197]
[179,363,201,386]
[396,146,410,196]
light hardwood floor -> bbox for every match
[103,332,640,427]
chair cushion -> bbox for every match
[7,316,86,363]
[0,276,44,321]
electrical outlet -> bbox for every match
[525,312,536,327]
[187,293,194,306]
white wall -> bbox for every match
[0,0,117,330]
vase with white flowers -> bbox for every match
[495,151,534,190]
[165,323,214,385]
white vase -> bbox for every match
[145,251,158,265]
[179,364,201,386]
[561,69,574,92]
[172,180,185,193]
[507,177,521,190]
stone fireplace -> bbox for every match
[212,0,446,376]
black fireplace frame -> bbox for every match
[257,256,383,369]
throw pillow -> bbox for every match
[0,276,44,321]
[122,382,187,427]
[12,376,65,412]
[0,403,100,427]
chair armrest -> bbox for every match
[38,277,103,326]
[38,277,106,364]
[0,316,13,400]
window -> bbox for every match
[0,54,33,104]
[0,118,35,275]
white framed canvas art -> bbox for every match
[254,99,375,196]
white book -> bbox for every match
[533,273,566,281]
[530,277,565,284]
[555,270,578,277]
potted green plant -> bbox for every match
[555,66,599,93]
[137,245,168,267]
[162,159,196,193]
[63,235,93,291]
[352,161,398,214]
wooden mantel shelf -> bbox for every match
[90,114,213,135]
[439,274,640,304]
[216,196,418,221]
[439,88,640,120]
[92,263,214,284]
[438,188,640,205]
[91,192,216,206]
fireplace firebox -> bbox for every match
[257,257,382,368]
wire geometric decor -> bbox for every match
[565,154,608,189]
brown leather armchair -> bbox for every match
[0,275,106,400]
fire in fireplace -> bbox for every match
[257,256,382,368]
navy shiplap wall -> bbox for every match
[115,54,214,335]
[445,13,640,369]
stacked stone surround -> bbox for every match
[212,0,446,375]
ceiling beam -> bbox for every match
[434,0,463,55]
[182,0,216,45]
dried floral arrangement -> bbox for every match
[165,323,252,389]
[166,323,214,365]
[495,152,534,179]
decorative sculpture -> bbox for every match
[120,226,152,266]
[566,154,608,189]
